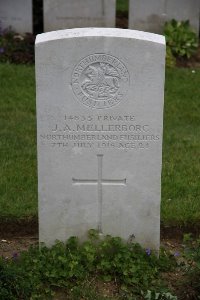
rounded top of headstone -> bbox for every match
[35,28,165,45]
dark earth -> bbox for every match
[1,218,200,258]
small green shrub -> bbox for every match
[165,46,176,67]
[164,19,198,58]
[0,28,35,64]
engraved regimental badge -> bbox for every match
[71,53,130,109]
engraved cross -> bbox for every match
[72,154,126,233]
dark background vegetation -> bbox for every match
[33,0,43,33]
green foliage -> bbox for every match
[0,257,33,300]
[165,46,176,68]
[0,231,176,299]
[0,29,35,64]
[143,290,177,300]
[182,234,200,298]
[164,19,198,58]
[117,0,129,12]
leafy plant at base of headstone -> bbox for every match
[0,231,176,299]
[0,256,33,300]
[164,19,198,59]
[181,234,200,299]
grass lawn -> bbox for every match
[162,68,200,226]
[0,63,200,228]
[0,64,37,220]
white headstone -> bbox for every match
[43,0,116,32]
[35,28,165,251]
[129,0,199,35]
[0,0,32,34]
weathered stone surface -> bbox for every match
[35,28,165,250]
[43,0,116,32]
[0,0,32,34]
[129,0,199,35]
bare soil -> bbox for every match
[0,235,183,259]
[0,218,195,258]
